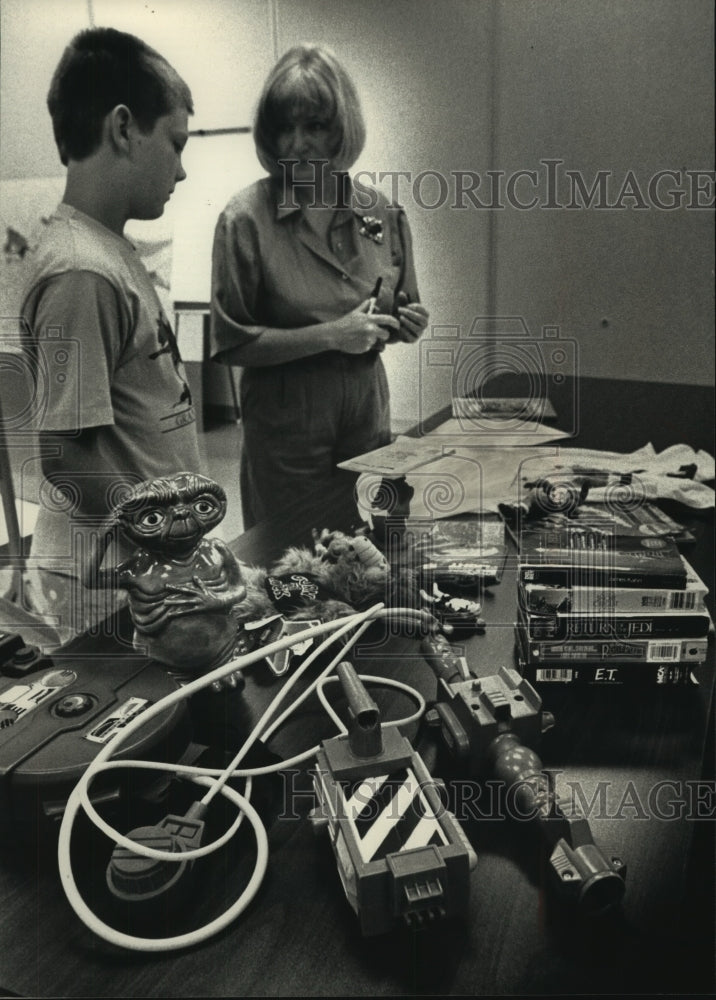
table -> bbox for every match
[0,375,713,997]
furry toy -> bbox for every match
[225,528,396,676]
[234,528,391,626]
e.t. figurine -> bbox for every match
[83,472,246,678]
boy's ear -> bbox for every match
[107,105,133,153]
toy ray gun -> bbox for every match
[420,634,627,915]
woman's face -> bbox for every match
[275,112,341,179]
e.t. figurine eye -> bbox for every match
[139,509,165,529]
[193,497,218,517]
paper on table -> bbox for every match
[337,435,455,475]
[514,442,715,509]
[422,416,571,448]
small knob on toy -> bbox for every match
[107,826,183,901]
[106,804,206,903]
[54,693,95,718]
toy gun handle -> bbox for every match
[488,732,626,914]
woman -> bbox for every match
[210,43,429,528]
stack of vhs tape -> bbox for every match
[511,503,712,687]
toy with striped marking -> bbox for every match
[310,661,476,936]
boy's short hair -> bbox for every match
[254,44,366,176]
[47,27,193,166]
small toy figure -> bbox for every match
[83,472,246,677]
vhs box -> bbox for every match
[514,628,696,685]
[518,605,712,642]
[515,628,708,664]
[504,499,694,545]
[520,554,708,614]
[521,662,694,687]
[518,530,687,590]
[414,514,507,587]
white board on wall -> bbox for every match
[166,130,266,306]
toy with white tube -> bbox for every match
[58,602,437,953]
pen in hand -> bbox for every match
[367,276,383,314]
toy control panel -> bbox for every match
[0,629,191,843]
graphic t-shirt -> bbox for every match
[20,203,203,569]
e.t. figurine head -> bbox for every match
[114,472,227,558]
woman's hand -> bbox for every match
[394,291,430,343]
[332,299,400,354]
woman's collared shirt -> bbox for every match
[209,175,420,358]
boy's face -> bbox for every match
[128,105,188,220]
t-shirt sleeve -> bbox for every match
[209,208,267,360]
[22,270,127,432]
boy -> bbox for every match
[20,27,203,642]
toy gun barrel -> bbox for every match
[489,733,626,914]
[336,661,383,757]
[547,836,627,916]
[489,733,549,816]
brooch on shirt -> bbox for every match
[359,216,384,244]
